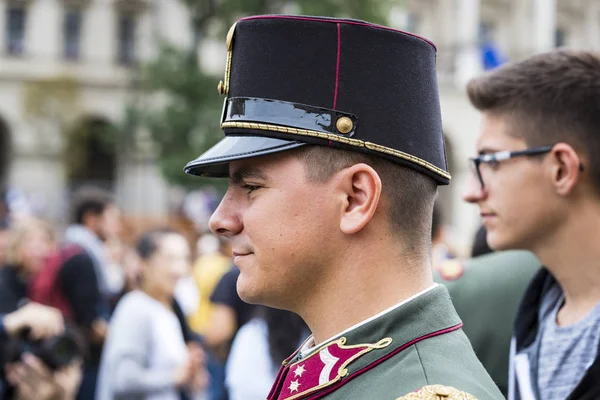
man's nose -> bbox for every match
[209,191,243,238]
[462,175,486,203]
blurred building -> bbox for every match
[1,0,599,246]
[0,0,193,223]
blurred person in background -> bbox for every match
[471,225,493,258]
[0,219,55,314]
[464,50,600,399]
[97,229,207,400]
[431,202,459,270]
[0,189,8,226]
[59,186,122,400]
[434,251,540,396]
[174,262,200,322]
[225,307,308,400]
[109,247,142,312]
[188,234,232,337]
[1,302,82,400]
[202,265,258,400]
[103,238,126,296]
[0,220,9,267]
[64,186,122,304]
[188,234,232,400]
[0,219,83,399]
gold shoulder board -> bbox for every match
[395,384,478,400]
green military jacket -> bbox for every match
[434,250,540,396]
[267,285,503,399]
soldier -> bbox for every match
[435,250,540,396]
[184,15,503,399]
[464,50,600,399]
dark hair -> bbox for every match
[293,146,437,248]
[471,225,493,257]
[467,49,600,191]
[264,307,308,366]
[72,186,115,225]
[135,228,178,261]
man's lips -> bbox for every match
[233,251,253,257]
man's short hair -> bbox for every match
[467,49,600,191]
[293,146,437,247]
[72,186,115,225]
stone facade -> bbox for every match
[1,0,598,246]
[0,0,193,223]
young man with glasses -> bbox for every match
[183,15,503,400]
[463,49,600,400]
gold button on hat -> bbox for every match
[336,116,354,134]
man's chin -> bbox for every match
[237,282,284,308]
[486,231,516,252]
[236,288,263,305]
[236,277,264,305]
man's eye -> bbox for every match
[243,184,261,194]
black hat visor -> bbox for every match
[184,135,306,178]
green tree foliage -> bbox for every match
[136,0,392,187]
[136,45,223,187]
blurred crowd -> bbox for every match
[0,186,315,400]
[0,183,486,400]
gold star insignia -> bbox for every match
[289,380,301,393]
[294,364,306,378]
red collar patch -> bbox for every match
[269,336,392,400]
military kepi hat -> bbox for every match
[184,15,450,185]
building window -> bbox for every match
[64,9,82,60]
[117,14,136,66]
[6,6,26,56]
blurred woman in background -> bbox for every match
[0,218,83,400]
[96,229,206,400]
[0,218,55,314]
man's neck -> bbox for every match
[535,204,600,325]
[299,251,433,345]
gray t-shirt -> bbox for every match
[536,285,600,400]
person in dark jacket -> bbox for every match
[464,49,600,400]
[61,187,122,400]
[434,251,540,396]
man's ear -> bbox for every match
[336,163,382,235]
[550,143,582,196]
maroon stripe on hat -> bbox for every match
[333,22,341,110]
[238,15,437,50]
[306,322,464,399]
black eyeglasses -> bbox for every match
[469,145,554,190]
